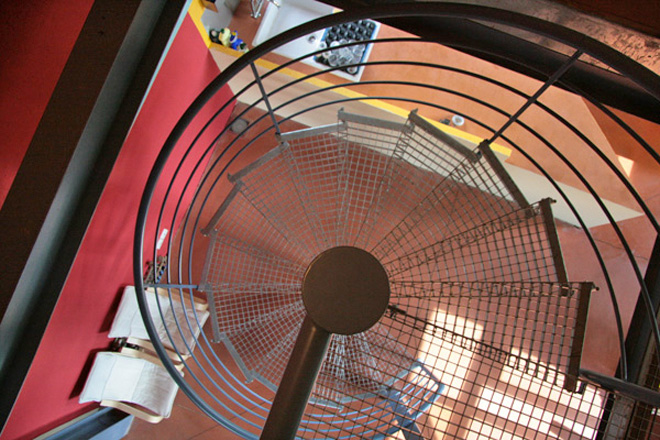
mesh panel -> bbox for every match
[621,325,660,439]
[388,282,592,388]
[385,201,564,284]
[313,322,416,406]
[369,140,527,267]
[198,110,602,439]
[361,304,606,440]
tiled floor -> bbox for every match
[125,398,222,440]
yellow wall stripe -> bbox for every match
[190,7,511,157]
[188,0,213,48]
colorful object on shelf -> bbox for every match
[209,28,248,53]
[209,28,220,44]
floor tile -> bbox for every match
[191,425,246,440]
[123,397,218,440]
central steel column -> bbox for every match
[260,246,390,439]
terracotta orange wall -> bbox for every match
[0,12,234,440]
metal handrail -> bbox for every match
[134,4,660,439]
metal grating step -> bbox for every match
[384,198,567,283]
[195,108,591,438]
[387,281,593,391]
[369,145,528,265]
[312,323,417,407]
[221,300,305,385]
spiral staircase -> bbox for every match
[133,3,660,439]
[191,106,595,437]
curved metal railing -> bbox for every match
[134,4,660,438]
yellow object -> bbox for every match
[219,28,232,47]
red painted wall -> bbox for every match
[0,2,94,208]
[1,13,234,440]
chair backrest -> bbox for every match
[108,286,209,354]
[79,351,180,419]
